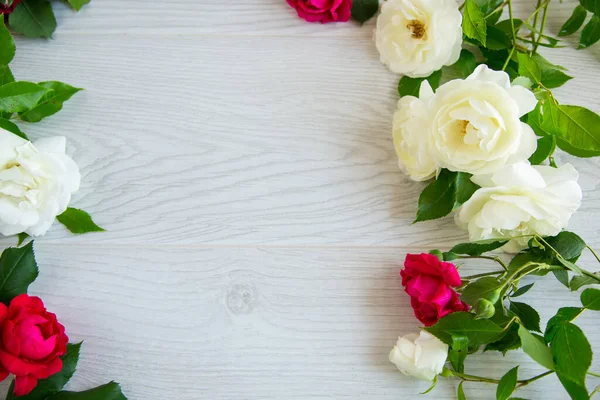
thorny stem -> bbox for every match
[452,370,554,386]
[462,270,505,280]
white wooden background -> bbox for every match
[1,0,599,398]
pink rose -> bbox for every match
[401,253,470,326]
[0,294,68,396]
[1,0,22,15]
[286,0,352,23]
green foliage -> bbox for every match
[0,81,51,114]
[580,15,600,48]
[57,208,105,234]
[17,232,29,247]
[414,169,456,222]
[0,242,39,304]
[496,366,518,400]
[580,0,600,14]
[529,135,556,165]
[545,307,584,343]
[425,312,504,348]
[450,336,468,373]
[350,0,378,24]
[559,5,588,37]
[454,49,477,78]
[581,288,600,310]
[457,382,466,400]
[43,382,127,400]
[66,0,91,11]
[460,277,502,307]
[19,81,82,123]
[509,301,541,332]
[463,0,487,46]
[550,322,592,390]
[450,239,508,256]
[7,343,82,400]
[0,117,28,140]
[571,272,600,291]
[518,324,554,370]
[510,283,534,298]
[0,17,15,66]
[485,323,521,355]
[9,0,57,38]
[454,172,479,209]
[398,70,442,97]
[475,298,496,319]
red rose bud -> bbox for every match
[286,0,352,23]
[0,294,68,396]
[401,253,470,326]
[1,0,22,15]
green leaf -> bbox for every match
[17,232,29,247]
[557,373,590,400]
[458,381,466,400]
[545,307,585,343]
[511,283,534,298]
[454,49,477,78]
[540,69,573,89]
[398,69,442,97]
[0,117,28,140]
[450,336,468,373]
[19,81,82,123]
[579,15,600,48]
[7,343,82,400]
[517,53,542,83]
[509,302,541,332]
[485,323,521,355]
[454,172,479,208]
[550,322,592,385]
[553,269,570,288]
[9,0,56,38]
[461,277,502,307]
[0,242,38,304]
[425,312,504,348]
[580,0,600,14]
[496,366,519,400]
[518,324,554,370]
[45,382,127,400]
[66,0,90,11]
[0,81,51,114]
[559,5,588,36]
[350,0,378,24]
[541,102,600,157]
[56,208,105,235]
[570,273,600,291]
[463,0,487,46]
[528,135,556,165]
[414,169,456,222]
[581,288,600,310]
[0,15,15,66]
[450,239,508,256]
[485,25,511,50]
[546,231,587,262]
[0,65,15,87]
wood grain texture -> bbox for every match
[0,1,599,399]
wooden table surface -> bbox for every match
[2,0,600,398]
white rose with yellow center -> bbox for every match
[0,129,81,237]
[375,0,463,78]
[426,65,538,175]
[456,162,582,253]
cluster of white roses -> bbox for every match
[0,130,80,237]
[375,0,582,253]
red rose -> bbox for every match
[1,0,22,15]
[401,253,470,326]
[0,294,68,396]
[286,0,352,23]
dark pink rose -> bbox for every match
[286,0,352,23]
[401,253,470,326]
[1,0,22,15]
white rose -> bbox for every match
[375,0,462,78]
[0,129,81,237]
[426,65,538,175]
[456,162,583,253]
[389,330,448,381]
[392,91,439,181]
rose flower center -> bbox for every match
[407,20,426,39]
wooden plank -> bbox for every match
[5,35,600,247]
